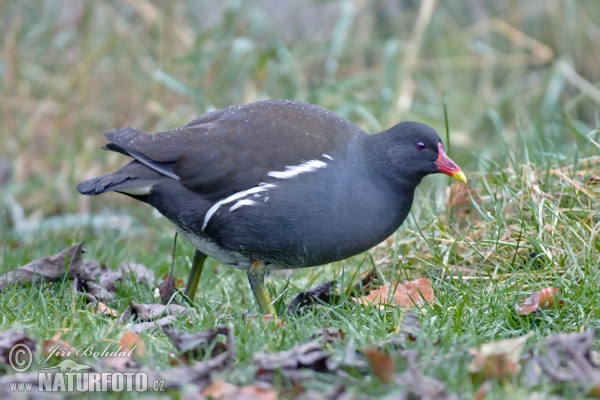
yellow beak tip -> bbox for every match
[452,171,468,183]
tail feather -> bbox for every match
[76,161,161,196]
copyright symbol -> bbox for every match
[9,343,33,372]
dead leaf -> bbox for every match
[163,326,232,362]
[0,242,90,290]
[74,277,114,302]
[101,331,145,370]
[522,330,600,395]
[119,301,196,321]
[120,331,145,358]
[118,262,155,287]
[87,302,118,318]
[202,380,277,400]
[364,347,395,384]
[0,330,36,369]
[468,332,533,378]
[446,182,481,210]
[355,277,434,309]
[254,342,334,383]
[119,301,197,333]
[161,273,185,288]
[379,310,421,349]
[396,350,459,400]
[158,273,177,305]
[515,287,561,315]
[42,331,77,359]
[310,328,345,344]
[287,280,340,314]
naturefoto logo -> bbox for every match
[8,343,165,393]
[42,359,92,373]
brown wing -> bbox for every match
[105,100,365,201]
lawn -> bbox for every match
[1,1,599,398]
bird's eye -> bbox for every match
[416,142,426,151]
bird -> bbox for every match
[77,99,467,315]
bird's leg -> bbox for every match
[247,260,277,315]
[184,249,207,301]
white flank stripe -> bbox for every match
[322,154,334,160]
[202,184,275,230]
[267,159,327,179]
[118,185,154,195]
[229,199,255,212]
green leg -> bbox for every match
[184,249,207,301]
[247,261,277,315]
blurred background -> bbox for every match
[1,0,599,249]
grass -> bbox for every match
[1,1,600,398]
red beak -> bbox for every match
[436,143,467,183]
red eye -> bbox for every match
[417,142,426,151]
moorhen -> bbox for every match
[77,100,466,314]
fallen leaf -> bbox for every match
[101,331,145,370]
[118,262,155,287]
[287,280,340,314]
[0,242,90,290]
[379,310,421,349]
[161,273,185,288]
[515,287,561,315]
[118,301,197,333]
[355,277,434,308]
[310,328,345,344]
[129,317,177,334]
[522,330,600,395]
[119,301,196,321]
[202,380,277,400]
[158,273,177,305]
[87,302,118,318]
[163,326,232,362]
[42,331,77,359]
[0,330,36,369]
[74,277,114,302]
[396,350,459,400]
[446,182,481,210]
[468,332,533,378]
[364,347,395,384]
[254,342,334,383]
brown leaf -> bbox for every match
[515,287,561,315]
[74,277,114,302]
[158,273,177,305]
[254,342,333,383]
[202,380,277,400]
[396,350,459,400]
[356,277,435,308]
[87,301,118,318]
[522,330,600,394]
[161,273,185,288]
[163,326,232,362]
[118,301,197,333]
[287,280,340,314]
[117,262,155,287]
[0,330,36,369]
[468,332,533,378]
[119,301,197,322]
[364,347,395,384]
[101,331,145,370]
[42,331,77,359]
[379,310,421,349]
[0,242,91,290]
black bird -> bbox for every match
[77,100,466,314]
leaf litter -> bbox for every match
[3,244,600,397]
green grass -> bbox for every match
[1,1,600,398]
